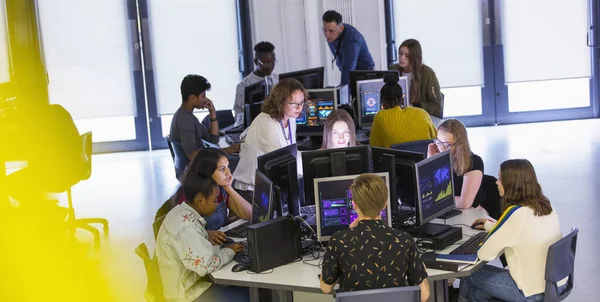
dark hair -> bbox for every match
[254,41,275,58]
[380,74,403,109]
[322,10,342,24]
[181,148,228,182]
[399,39,423,105]
[261,78,307,120]
[182,172,218,204]
[500,159,553,216]
[321,110,359,149]
[180,74,211,102]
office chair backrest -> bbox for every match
[165,136,175,163]
[440,92,445,119]
[481,175,502,220]
[543,227,578,302]
[81,131,93,181]
[391,140,432,158]
[165,135,189,180]
[135,243,165,302]
[201,110,235,129]
[335,286,420,302]
[153,198,174,241]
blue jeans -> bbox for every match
[196,284,249,302]
[204,201,228,231]
[459,265,544,302]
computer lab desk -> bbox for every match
[210,208,491,302]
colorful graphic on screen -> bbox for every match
[296,99,334,127]
[320,189,387,228]
[362,91,380,117]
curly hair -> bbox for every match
[261,78,307,120]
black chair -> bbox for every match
[335,286,420,302]
[481,175,502,220]
[135,243,165,302]
[439,92,445,119]
[391,139,433,158]
[165,135,189,180]
[543,227,578,302]
[201,110,235,129]
[63,132,109,249]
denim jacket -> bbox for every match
[155,203,235,301]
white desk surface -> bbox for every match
[211,208,491,292]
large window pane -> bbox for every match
[147,0,241,116]
[394,0,484,117]
[508,79,590,112]
[37,0,137,120]
[0,0,10,83]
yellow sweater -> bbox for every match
[369,106,437,148]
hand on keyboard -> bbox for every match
[227,243,246,254]
[208,230,228,245]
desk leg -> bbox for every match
[431,279,449,302]
[250,288,260,302]
[249,288,293,302]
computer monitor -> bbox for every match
[301,146,372,208]
[314,172,392,242]
[371,147,425,213]
[252,170,275,224]
[296,89,338,137]
[279,67,325,89]
[357,77,409,128]
[414,150,455,236]
[257,144,300,217]
[244,102,263,128]
[349,70,399,103]
[244,81,268,105]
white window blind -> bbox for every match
[394,0,484,88]
[147,0,241,116]
[0,0,9,83]
[37,0,137,120]
[502,0,591,83]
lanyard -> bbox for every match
[278,120,293,145]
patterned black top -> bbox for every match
[321,219,427,292]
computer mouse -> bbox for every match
[231,263,250,272]
[471,221,485,230]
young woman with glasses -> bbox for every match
[233,78,307,200]
[427,118,484,209]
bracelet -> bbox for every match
[209,117,218,122]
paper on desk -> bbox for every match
[436,254,478,264]
[218,219,249,233]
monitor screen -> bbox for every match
[349,70,399,103]
[301,146,372,208]
[244,81,267,105]
[314,173,392,241]
[252,170,275,224]
[357,79,385,127]
[279,67,325,89]
[296,89,337,136]
[244,102,263,128]
[371,147,425,213]
[415,150,455,225]
[257,144,299,216]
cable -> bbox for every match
[246,269,274,275]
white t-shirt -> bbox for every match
[233,112,296,191]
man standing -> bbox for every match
[323,10,375,86]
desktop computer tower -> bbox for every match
[247,217,302,273]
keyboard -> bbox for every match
[300,205,316,215]
[224,221,249,238]
[225,133,242,145]
[449,232,487,255]
[439,209,462,220]
[224,125,244,134]
[233,240,253,264]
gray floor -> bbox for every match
[61,118,599,301]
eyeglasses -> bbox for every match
[258,59,277,68]
[287,101,304,109]
[433,138,454,148]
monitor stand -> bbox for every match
[403,222,452,237]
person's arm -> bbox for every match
[224,186,252,220]
[339,38,361,86]
[179,116,201,161]
[172,224,235,277]
[419,67,443,118]
[320,235,340,294]
[369,113,384,147]
[203,98,220,139]
[477,210,522,261]
[426,114,438,139]
[406,236,429,300]
[455,170,483,209]
[257,118,287,153]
